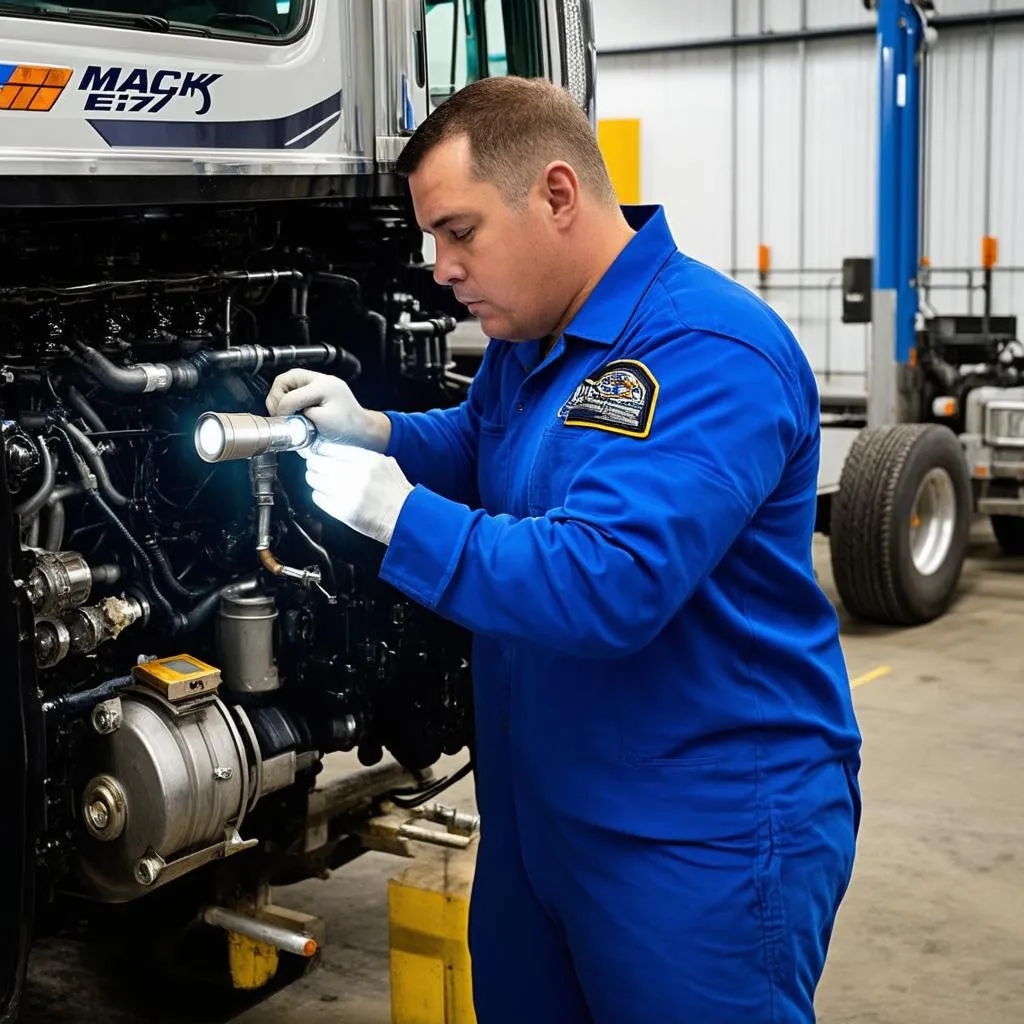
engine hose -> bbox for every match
[14,435,55,518]
[62,419,130,507]
[66,385,110,434]
[287,516,337,592]
[87,490,181,627]
[312,273,368,378]
[179,576,259,633]
[44,500,65,552]
[43,674,133,718]
[24,515,40,548]
[144,539,209,601]
[75,339,346,394]
[272,482,336,591]
[72,343,153,392]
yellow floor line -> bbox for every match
[850,665,892,689]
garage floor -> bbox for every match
[19,523,1024,1024]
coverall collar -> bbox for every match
[563,204,678,346]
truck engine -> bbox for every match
[0,199,477,963]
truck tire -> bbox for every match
[829,423,971,625]
[990,514,1024,555]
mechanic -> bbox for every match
[266,76,863,1024]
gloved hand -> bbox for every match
[266,369,391,450]
[302,441,414,546]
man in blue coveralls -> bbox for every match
[267,77,862,1023]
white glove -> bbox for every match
[266,369,389,450]
[302,441,414,546]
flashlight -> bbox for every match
[194,411,317,463]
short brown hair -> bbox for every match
[395,76,617,209]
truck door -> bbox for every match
[423,0,595,120]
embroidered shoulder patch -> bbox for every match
[558,359,659,438]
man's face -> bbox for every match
[407,135,571,342]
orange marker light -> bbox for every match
[0,63,72,113]
[982,235,999,270]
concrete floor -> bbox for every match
[19,523,1024,1023]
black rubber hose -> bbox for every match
[179,576,258,633]
[50,482,83,503]
[44,500,65,552]
[66,385,109,434]
[288,515,336,592]
[14,436,56,518]
[43,675,133,718]
[43,481,85,552]
[145,539,209,601]
[87,490,181,627]
[24,515,40,548]
[62,419,130,507]
[315,272,361,300]
[273,482,336,591]
[73,343,150,392]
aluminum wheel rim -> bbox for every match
[910,467,957,576]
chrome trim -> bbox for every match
[984,401,1024,449]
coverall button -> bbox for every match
[516,402,525,413]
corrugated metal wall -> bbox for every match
[594,1,1024,399]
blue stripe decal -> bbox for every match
[0,64,15,87]
[87,91,342,150]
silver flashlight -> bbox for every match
[194,411,318,463]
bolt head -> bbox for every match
[134,858,160,886]
[86,800,110,832]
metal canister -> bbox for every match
[216,592,281,694]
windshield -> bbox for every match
[0,1,305,39]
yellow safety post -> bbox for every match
[597,118,641,205]
[227,932,280,991]
[389,840,479,1024]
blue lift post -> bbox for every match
[869,0,930,428]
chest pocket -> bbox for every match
[476,419,510,514]
[527,424,606,515]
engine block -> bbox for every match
[0,201,474,911]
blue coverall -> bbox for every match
[379,205,862,1023]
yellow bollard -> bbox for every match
[388,840,478,1024]
[227,932,280,991]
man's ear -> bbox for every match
[541,161,581,227]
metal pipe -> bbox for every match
[203,906,318,958]
[598,9,1024,58]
